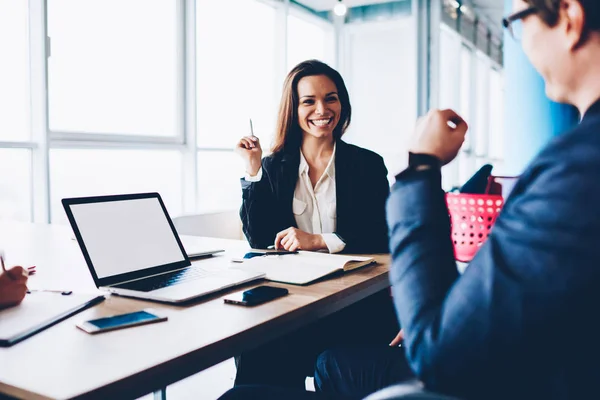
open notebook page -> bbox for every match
[237,251,374,285]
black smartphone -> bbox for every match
[76,309,167,334]
[224,286,289,306]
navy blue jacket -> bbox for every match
[240,140,389,254]
[387,99,600,400]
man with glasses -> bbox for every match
[219,1,600,399]
[364,0,599,398]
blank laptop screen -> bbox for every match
[69,197,186,279]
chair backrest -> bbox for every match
[172,211,243,240]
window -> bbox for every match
[196,0,277,150]
[49,149,183,223]
[197,151,242,212]
[439,27,461,190]
[0,149,32,221]
[459,46,472,150]
[438,27,460,110]
[489,68,504,160]
[474,55,489,156]
[47,0,178,136]
[287,12,334,71]
[0,0,31,141]
[344,20,417,180]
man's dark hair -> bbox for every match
[526,0,600,32]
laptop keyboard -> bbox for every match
[113,266,215,292]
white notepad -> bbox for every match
[0,292,105,347]
[237,251,375,285]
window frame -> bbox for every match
[45,0,187,144]
[1,0,344,223]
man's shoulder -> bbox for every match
[514,119,600,206]
[534,118,600,169]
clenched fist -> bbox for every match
[409,109,468,166]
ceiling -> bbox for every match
[294,0,505,32]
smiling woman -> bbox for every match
[235,60,389,255]
[233,60,398,389]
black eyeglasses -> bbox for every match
[502,6,538,40]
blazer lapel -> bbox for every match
[335,140,353,234]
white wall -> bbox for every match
[340,18,418,180]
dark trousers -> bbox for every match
[221,346,414,400]
[314,346,415,399]
[234,290,399,389]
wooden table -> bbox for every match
[0,222,390,400]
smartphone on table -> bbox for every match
[76,308,167,334]
[224,285,289,306]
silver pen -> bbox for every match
[0,252,6,274]
[249,118,256,139]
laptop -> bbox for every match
[62,193,265,303]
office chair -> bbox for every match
[172,211,243,240]
[364,381,460,400]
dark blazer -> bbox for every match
[386,99,600,400]
[240,140,390,254]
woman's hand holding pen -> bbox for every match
[0,266,29,309]
[235,119,263,177]
[235,135,262,177]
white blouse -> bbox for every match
[245,145,345,253]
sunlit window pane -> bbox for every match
[439,27,461,190]
[489,68,504,160]
[343,20,417,180]
[475,56,489,156]
[47,0,178,136]
[459,46,472,150]
[50,149,183,223]
[0,149,32,221]
[196,0,277,151]
[0,0,30,141]
[438,27,460,110]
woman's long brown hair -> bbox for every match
[271,60,351,155]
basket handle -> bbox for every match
[485,176,519,195]
[484,176,495,195]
